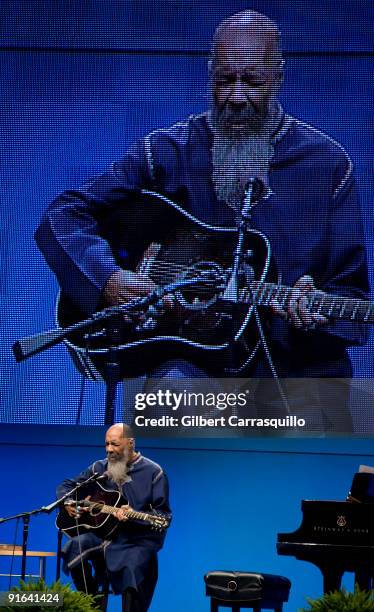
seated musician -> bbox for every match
[57,424,171,612]
[35,10,369,431]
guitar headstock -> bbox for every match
[149,512,169,532]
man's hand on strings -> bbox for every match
[270,275,328,329]
[114,504,132,522]
[104,268,177,312]
[104,269,157,306]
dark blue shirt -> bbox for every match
[57,454,171,599]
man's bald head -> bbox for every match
[211,10,283,73]
[105,423,135,463]
[106,423,133,440]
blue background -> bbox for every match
[0,2,373,610]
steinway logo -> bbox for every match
[313,513,370,534]
[337,515,347,527]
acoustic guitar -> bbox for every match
[55,190,373,380]
[56,482,169,539]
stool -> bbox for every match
[0,544,56,580]
[204,571,291,611]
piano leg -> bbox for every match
[320,566,344,593]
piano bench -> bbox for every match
[204,571,291,612]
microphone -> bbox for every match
[70,471,109,486]
[91,471,109,481]
[240,177,265,221]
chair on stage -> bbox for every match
[204,571,291,612]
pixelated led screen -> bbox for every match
[1,0,373,433]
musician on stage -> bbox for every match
[57,424,171,612]
[36,11,369,430]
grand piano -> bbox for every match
[277,468,374,593]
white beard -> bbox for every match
[212,133,274,210]
[210,101,281,211]
[107,449,131,487]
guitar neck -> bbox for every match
[126,509,153,522]
[94,503,154,525]
[239,282,374,324]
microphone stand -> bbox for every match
[13,275,223,425]
[220,179,258,373]
[0,471,102,582]
[223,179,256,303]
[102,313,124,426]
[222,180,292,415]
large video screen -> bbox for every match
[1,0,373,434]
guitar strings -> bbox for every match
[143,260,365,300]
[147,260,223,281]
[145,259,219,274]
[131,255,371,318]
[142,258,278,301]
[145,260,223,294]
[141,258,235,299]
[142,259,296,303]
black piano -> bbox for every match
[276,471,374,593]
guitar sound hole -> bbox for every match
[175,261,224,311]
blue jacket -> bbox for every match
[57,454,171,599]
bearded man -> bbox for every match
[57,424,171,611]
[36,11,369,430]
